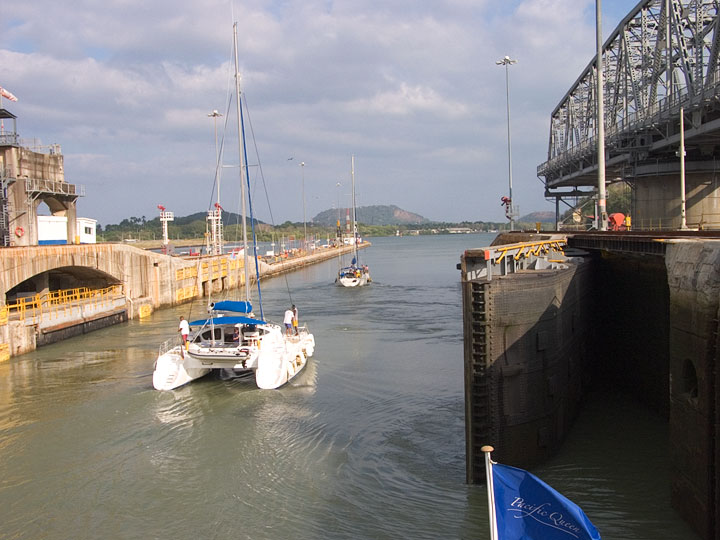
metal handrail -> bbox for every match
[24,178,85,197]
[158,336,182,357]
[463,238,569,282]
[487,239,567,263]
[6,284,124,323]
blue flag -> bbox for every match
[492,463,601,540]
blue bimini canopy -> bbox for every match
[211,300,253,313]
[189,316,266,327]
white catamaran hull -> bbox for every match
[153,348,212,391]
[255,331,315,389]
[152,326,315,391]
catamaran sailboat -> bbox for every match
[152,24,315,391]
[337,155,370,287]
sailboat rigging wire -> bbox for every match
[239,92,264,321]
[241,95,294,305]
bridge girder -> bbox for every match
[539,0,720,191]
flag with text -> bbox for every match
[492,463,601,540]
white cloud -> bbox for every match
[348,82,468,117]
[0,0,630,225]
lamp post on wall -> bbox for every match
[336,181,343,244]
[300,161,306,251]
[496,55,517,231]
[207,109,223,255]
[208,109,223,203]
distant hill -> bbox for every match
[313,205,430,226]
[519,211,555,223]
[173,211,265,226]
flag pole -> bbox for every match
[482,445,499,540]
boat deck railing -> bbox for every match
[158,335,182,356]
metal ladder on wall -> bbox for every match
[467,280,496,483]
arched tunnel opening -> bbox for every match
[5,266,121,304]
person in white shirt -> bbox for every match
[283,308,294,336]
[178,316,190,347]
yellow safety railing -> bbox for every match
[5,284,125,324]
[491,239,567,264]
[0,305,8,326]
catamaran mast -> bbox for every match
[233,23,250,304]
[351,155,358,264]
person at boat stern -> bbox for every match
[179,316,190,349]
[284,307,294,336]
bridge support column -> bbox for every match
[635,168,720,230]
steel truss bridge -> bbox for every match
[538,0,720,207]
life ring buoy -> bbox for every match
[14,227,24,237]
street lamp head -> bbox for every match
[208,110,223,118]
[496,56,518,66]
[300,162,305,166]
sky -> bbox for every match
[0,0,632,226]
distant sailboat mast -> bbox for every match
[351,155,358,263]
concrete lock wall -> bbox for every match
[665,240,720,540]
[463,258,596,482]
[0,245,249,356]
[0,242,362,360]
[463,237,720,539]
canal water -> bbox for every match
[0,234,700,539]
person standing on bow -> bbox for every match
[178,316,190,349]
[292,304,299,335]
[283,306,294,336]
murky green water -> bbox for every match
[0,234,699,539]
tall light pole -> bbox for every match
[336,182,342,218]
[208,109,223,203]
[300,161,307,251]
[595,0,608,231]
[336,181,342,244]
[207,109,223,255]
[496,55,517,231]
[679,107,687,229]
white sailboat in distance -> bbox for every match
[336,155,371,287]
